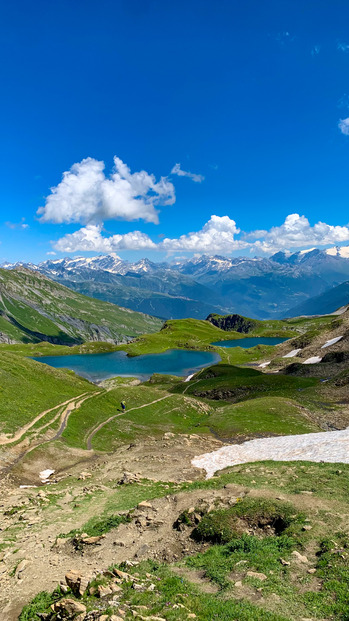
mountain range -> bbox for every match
[3,245,349,320]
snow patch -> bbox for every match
[39,469,55,483]
[259,361,271,368]
[192,427,349,479]
[283,349,302,358]
[184,373,195,382]
[321,336,343,349]
[303,356,322,364]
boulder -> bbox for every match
[52,598,86,616]
[65,569,90,596]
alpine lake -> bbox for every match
[33,337,288,382]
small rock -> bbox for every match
[234,580,243,587]
[78,471,92,480]
[98,584,113,597]
[307,568,316,574]
[187,615,197,619]
[246,571,267,581]
[52,598,86,615]
[138,501,153,509]
[114,568,133,581]
[81,535,105,545]
[302,525,312,531]
[65,569,90,596]
[132,582,144,591]
[280,558,290,566]
[16,559,29,578]
[291,551,309,563]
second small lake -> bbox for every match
[211,337,288,348]
[32,349,221,382]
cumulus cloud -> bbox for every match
[248,214,349,254]
[38,156,175,225]
[160,215,247,254]
[54,224,156,253]
[171,163,205,183]
[338,118,349,135]
[52,214,349,258]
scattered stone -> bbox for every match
[280,558,291,566]
[98,584,113,597]
[138,501,153,509]
[119,472,140,485]
[234,580,243,587]
[246,571,267,581]
[16,559,29,578]
[291,551,309,563]
[302,525,312,531]
[187,615,197,619]
[307,568,317,574]
[114,568,133,581]
[78,471,92,480]
[65,569,90,596]
[52,598,86,615]
[81,535,105,545]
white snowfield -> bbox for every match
[192,428,349,479]
[321,336,343,349]
[303,356,322,364]
[283,349,302,358]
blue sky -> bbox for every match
[1,0,349,263]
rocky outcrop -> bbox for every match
[206,313,258,333]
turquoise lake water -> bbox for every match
[33,349,221,382]
[211,337,288,348]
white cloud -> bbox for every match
[338,118,349,135]
[337,42,349,52]
[171,163,204,183]
[52,214,349,258]
[248,214,349,254]
[38,156,175,225]
[46,251,57,256]
[54,224,156,253]
[311,45,321,56]
[5,218,29,230]
[160,215,247,254]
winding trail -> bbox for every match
[86,394,174,450]
[0,393,91,446]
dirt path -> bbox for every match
[86,394,175,449]
[0,393,91,446]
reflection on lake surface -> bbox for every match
[32,349,221,382]
[211,337,288,348]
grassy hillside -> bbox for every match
[0,267,162,345]
[0,352,97,436]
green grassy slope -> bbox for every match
[0,268,162,345]
[0,352,97,435]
